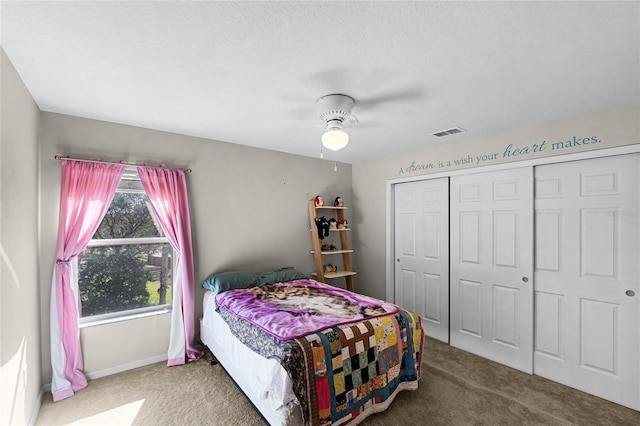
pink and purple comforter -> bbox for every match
[215,279,398,340]
[215,279,424,425]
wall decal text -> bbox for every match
[398,135,602,175]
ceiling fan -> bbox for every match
[316,94,358,151]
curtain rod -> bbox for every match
[53,155,192,173]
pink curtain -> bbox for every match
[137,166,203,365]
[50,160,125,402]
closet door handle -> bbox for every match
[626,290,636,297]
[522,277,529,283]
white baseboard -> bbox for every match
[42,354,168,393]
[29,387,45,426]
[85,354,168,381]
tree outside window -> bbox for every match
[78,189,174,319]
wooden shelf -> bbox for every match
[315,206,348,210]
[311,271,357,279]
[308,199,355,292]
[310,249,354,255]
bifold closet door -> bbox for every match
[394,178,449,343]
[450,167,534,373]
[534,154,639,410]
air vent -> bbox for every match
[432,127,466,137]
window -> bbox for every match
[77,171,174,322]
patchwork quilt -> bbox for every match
[216,280,424,425]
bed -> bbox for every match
[199,268,424,425]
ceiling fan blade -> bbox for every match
[350,121,381,130]
[355,86,426,111]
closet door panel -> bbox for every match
[450,167,534,373]
[534,291,563,358]
[534,154,639,410]
[395,178,449,342]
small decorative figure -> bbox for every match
[315,216,330,238]
[334,197,344,207]
[314,195,325,207]
[321,242,337,251]
[323,264,337,273]
[338,219,349,229]
[328,218,337,229]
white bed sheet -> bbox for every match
[200,291,301,424]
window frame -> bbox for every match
[77,184,175,327]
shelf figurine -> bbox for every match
[329,218,337,229]
[314,195,325,207]
[323,264,337,273]
[321,242,337,251]
[334,196,344,207]
[315,216,330,238]
[338,219,349,229]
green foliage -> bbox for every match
[94,192,161,239]
[147,281,172,306]
[79,246,151,317]
[79,190,174,317]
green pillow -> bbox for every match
[202,271,262,294]
[258,267,308,285]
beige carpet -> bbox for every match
[36,337,640,425]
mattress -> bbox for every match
[200,291,303,425]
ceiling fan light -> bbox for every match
[322,129,349,151]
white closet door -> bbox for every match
[534,154,639,410]
[450,167,534,373]
[394,178,449,342]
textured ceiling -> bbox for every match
[2,1,639,163]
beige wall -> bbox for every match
[80,314,172,377]
[352,102,640,300]
[38,111,352,382]
[1,48,42,425]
